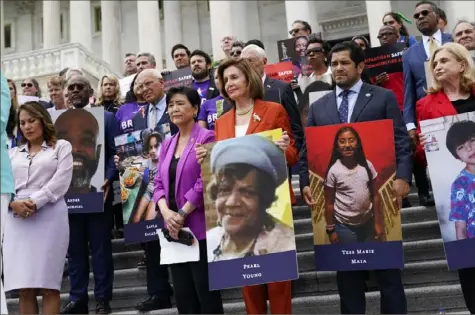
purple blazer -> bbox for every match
[153,122,215,240]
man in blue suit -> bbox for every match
[402,0,452,206]
[59,75,118,314]
[299,41,412,314]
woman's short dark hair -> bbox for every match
[329,41,366,67]
[166,86,201,122]
[245,39,265,50]
[292,20,312,33]
[17,102,57,147]
[217,58,264,104]
[23,77,42,98]
[446,121,475,159]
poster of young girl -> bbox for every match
[421,112,475,270]
[115,127,169,244]
[305,120,404,271]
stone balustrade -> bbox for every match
[1,43,122,95]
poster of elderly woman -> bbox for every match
[306,120,404,271]
[201,129,298,290]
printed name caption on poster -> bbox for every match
[66,198,83,210]
[144,223,159,237]
[242,263,262,279]
[342,248,376,264]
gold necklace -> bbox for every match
[236,102,255,116]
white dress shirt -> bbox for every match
[335,79,364,123]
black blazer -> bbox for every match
[298,82,412,192]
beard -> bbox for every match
[192,68,209,81]
[69,153,99,191]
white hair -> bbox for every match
[137,68,163,81]
[65,68,84,81]
[242,44,267,60]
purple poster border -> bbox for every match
[313,241,404,271]
[208,250,298,291]
[66,192,104,214]
[124,218,165,244]
[444,238,475,270]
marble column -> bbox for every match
[209,0,233,61]
[181,0,201,53]
[1,0,4,54]
[137,1,162,69]
[365,0,392,47]
[101,0,122,72]
[163,0,183,69]
[43,0,61,49]
[230,1,248,42]
[69,0,92,51]
[443,0,475,31]
[284,1,320,38]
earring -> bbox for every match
[194,113,197,118]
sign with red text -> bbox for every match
[364,43,406,77]
[264,61,294,83]
[163,67,193,93]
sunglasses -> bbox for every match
[21,83,33,88]
[230,50,242,57]
[67,83,85,91]
[413,10,431,20]
[305,47,324,56]
[289,27,304,35]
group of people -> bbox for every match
[1,0,475,314]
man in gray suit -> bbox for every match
[299,41,412,314]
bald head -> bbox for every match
[135,69,165,104]
[66,75,93,108]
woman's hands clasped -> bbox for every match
[10,199,36,218]
[162,208,184,240]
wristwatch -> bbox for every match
[178,209,187,218]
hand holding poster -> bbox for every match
[364,43,405,77]
[49,107,105,213]
[305,120,404,271]
[163,67,193,93]
[421,112,475,270]
[115,126,171,244]
[201,129,298,290]
[264,61,294,83]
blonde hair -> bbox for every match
[96,74,122,106]
[428,42,475,94]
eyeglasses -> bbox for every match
[230,50,242,57]
[413,10,430,20]
[289,27,304,35]
[305,47,324,56]
[67,83,85,91]
[21,83,33,88]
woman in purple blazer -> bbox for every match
[153,86,223,314]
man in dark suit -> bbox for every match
[238,44,304,151]
[299,41,412,314]
[59,75,118,314]
[129,68,175,312]
[403,1,452,206]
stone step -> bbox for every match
[59,258,455,297]
[8,283,465,314]
[111,207,440,254]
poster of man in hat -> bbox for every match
[201,129,298,290]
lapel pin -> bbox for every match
[253,113,261,122]
[365,93,371,97]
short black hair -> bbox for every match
[125,53,136,58]
[436,7,447,23]
[415,1,438,12]
[245,39,265,50]
[190,49,212,66]
[59,67,69,77]
[446,121,475,159]
[166,86,201,122]
[232,41,245,49]
[329,41,365,67]
[307,34,329,52]
[292,20,312,33]
[171,44,191,59]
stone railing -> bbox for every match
[1,43,122,95]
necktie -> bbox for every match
[428,37,438,59]
[339,90,351,123]
[150,105,157,129]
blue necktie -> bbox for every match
[339,90,351,123]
